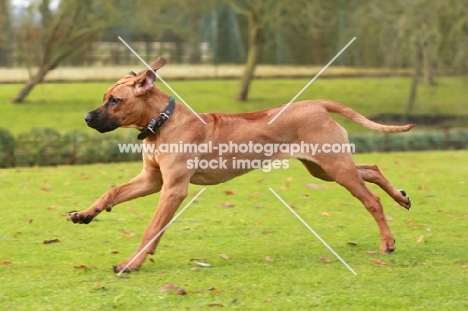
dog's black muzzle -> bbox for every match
[84,110,120,133]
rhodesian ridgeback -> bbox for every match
[70,57,413,273]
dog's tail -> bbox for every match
[319,100,415,132]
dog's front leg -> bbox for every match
[112,179,189,273]
[69,167,162,224]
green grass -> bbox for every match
[1,151,467,310]
[1,76,467,135]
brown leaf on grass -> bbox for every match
[1,260,11,265]
[29,219,34,224]
[176,288,187,295]
[158,284,179,292]
[285,177,293,187]
[126,207,135,213]
[322,212,332,217]
[111,251,119,254]
[43,238,59,244]
[191,267,201,271]
[364,251,377,255]
[190,258,205,262]
[47,205,58,210]
[73,265,88,269]
[149,258,155,263]
[224,190,236,195]
[417,235,424,243]
[209,289,222,295]
[257,178,265,184]
[371,258,390,267]
[208,303,224,307]
[221,202,234,208]
[306,183,323,190]
[249,192,260,198]
[300,194,310,200]
[219,254,229,260]
[411,224,428,228]
[406,220,414,225]
[318,256,331,263]
[347,242,358,246]
[462,265,468,269]
[265,256,274,263]
[386,216,394,221]
[122,230,135,237]
[40,185,50,192]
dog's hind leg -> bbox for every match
[301,158,395,254]
[356,164,411,210]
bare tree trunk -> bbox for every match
[422,41,434,85]
[406,43,423,117]
[236,14,263,101]
[12,66,51,103]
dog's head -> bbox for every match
[84,57,167,133]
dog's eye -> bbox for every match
[108,96,121,105]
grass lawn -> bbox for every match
[1,76,467,136]
[1,151,467,310]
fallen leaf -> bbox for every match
[224,190,236,195]
[300,194,310,200]
[111,251,119,254]
[149,258,155,263]
[29,219,34,224]
[47,205,58,210]
[265,256,274,263]
[322,212,332,217]
[254,205,263,209]
[231,298,238,304]
[219,254,229,260]
[417,235,424,243]
[190,258,205,262]
[285,177,293,187]
[1,260,11,265]
[364,251,377,255]
[122,230,135,237]
[306,183,323,190]
[191,267,201,271]
[176,288,187,295]
[158,284,179,292]
[257,178,265,184]
[40,186,50,192]
[126,207,135,213]
[371,258,390,267]
[249,192,260,198]
[209,289,222,295]
[73,265,88,269]
[462,265,468,269]
[221,202,234,208]
[347,242,358,246]
[318,256,331,263]
[208,303,224,307]
[196,261,212,267]
[43,239,60,244]
[386,216,394,221]
[406,219,414,225]
[235,286,242,292]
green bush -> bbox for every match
[0,127,466,168]
[0,128,15,168]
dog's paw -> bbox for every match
[113,263,139,274]
[69,212,94,224]
[380,238,396,254]
[399,189,411,210]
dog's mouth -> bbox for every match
[84,112,120,133]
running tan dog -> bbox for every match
[70,57,413,273]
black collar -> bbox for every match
[137,96,176,140]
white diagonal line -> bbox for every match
[117,188,206,276]
[268,188,357,275]
[268,37,356,124]
[118,36,207,124]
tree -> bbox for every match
[0,0,12,66]
[12,0,115,103]
[227,0,278,101]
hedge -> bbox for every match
[0,127,467,168]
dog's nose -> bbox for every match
[84,113,92,124]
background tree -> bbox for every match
[12,0,116,103]
[0,0,12,66]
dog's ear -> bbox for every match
[134,70,156,96]
[150,57,166,71]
